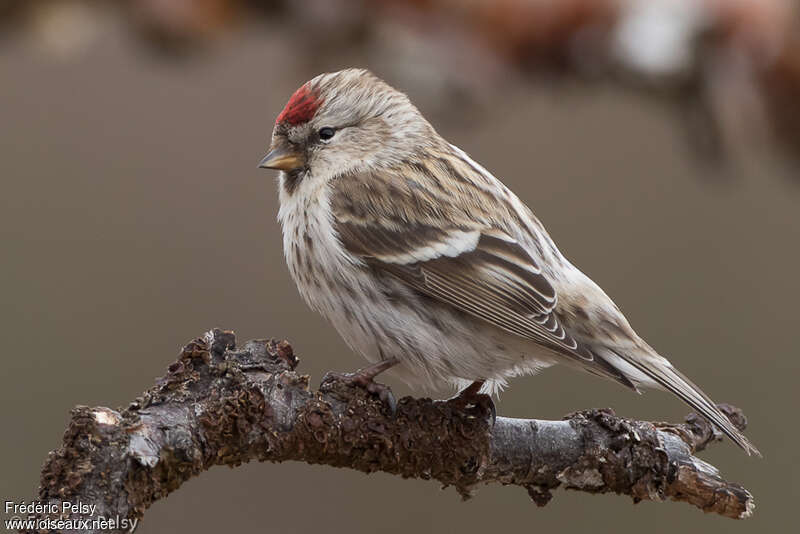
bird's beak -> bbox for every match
[258,141,305,172]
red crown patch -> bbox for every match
[276,84,322,126]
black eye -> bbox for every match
[319,127,335,141]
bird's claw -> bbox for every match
[322,369,398,417]
[364,379,398,416]
[446,381,496,427]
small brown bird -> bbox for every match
[259,68,759,455]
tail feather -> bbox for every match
[613,351,761,456]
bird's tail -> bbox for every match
[607,349,761,456]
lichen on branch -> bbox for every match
[28,329,754,533]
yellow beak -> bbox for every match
[258,142,305,172]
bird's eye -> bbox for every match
[319,127,336,141]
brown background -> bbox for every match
[1,24,798,534]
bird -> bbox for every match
[258,68,759,456]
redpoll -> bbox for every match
[259,68,759,456]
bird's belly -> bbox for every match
[308,273,556,393]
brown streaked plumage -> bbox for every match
[259,68,760,456]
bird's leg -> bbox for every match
[321,357,399,415]
[446,380,496,426]
[457,380,485,399]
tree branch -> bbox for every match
[27,329,754,533]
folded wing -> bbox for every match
[332,170,636,389]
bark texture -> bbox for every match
[26,329,754,533]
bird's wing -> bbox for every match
[330,168,635,389]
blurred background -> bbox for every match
[1,1,798,533]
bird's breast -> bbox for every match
[278,182,363,310]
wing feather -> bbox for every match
[331,169,634,388]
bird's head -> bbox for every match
[259,68,434,193]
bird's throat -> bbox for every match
[281,169,305,196]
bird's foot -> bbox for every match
[321,358,399,416]
[445,380,496,426]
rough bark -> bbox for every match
[25,329,754,533]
